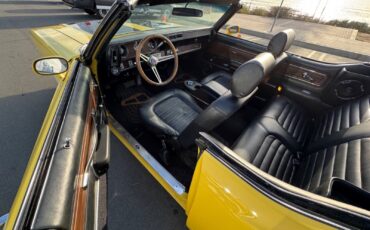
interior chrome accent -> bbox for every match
[94,179,100,230]
[109,115,186,195]
[82,110,99,189]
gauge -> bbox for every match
[111,67,120,76]
[147,40,158,50]
[119,45,128,58]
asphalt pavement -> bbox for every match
[0,0,90,216]
[0,1,186,229]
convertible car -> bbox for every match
[3,0,370,229]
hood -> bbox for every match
[31,20,151,61]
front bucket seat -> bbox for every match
[140,52,276,148]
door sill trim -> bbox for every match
[108,115,186,195]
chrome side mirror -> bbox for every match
[226,25,240,35]
[33,57,68,76]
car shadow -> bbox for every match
[5,8,83,14]
[0,1,64,5]
[0,14,96,30]
[0,89,56,214]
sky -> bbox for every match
[241,0,370,23]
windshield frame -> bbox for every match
[81,0,241,65]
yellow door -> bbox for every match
[186,150,335,230]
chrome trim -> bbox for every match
[96,5,111,10]
[109,115,186,195]
[0,213,8,227]
[82,110,99,189]
[94,179,100,230]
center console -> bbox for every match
[183,80,220,108]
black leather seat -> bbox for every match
[201,71,231,96]
[139,89,202,136]
[141,52,276,149]
[201,29,296,96]
[233,95,370,208]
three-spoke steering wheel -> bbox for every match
[135,34,179,86]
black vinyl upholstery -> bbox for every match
[140,89,202,136]
[201,71,231,96]
[202,29,295,96]
[231,53,275,98]
[267,29,296,58]
[233,95,370,206]
[141,53,275,147]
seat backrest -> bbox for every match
[179,52,275,148]
[267,29,295,65]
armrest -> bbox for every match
[315,178,370,210]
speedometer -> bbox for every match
[147,40,158,50]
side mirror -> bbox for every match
[226,25,240,35]
[33,57,68,76]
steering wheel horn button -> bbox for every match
[148,55,159,66]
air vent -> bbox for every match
[110,46,119,66]
[169,33,183,40]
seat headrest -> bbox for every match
[267,29,295,57]
[231,52,275,98]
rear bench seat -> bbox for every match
[233,95,370,209]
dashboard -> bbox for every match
[106,30,210,77]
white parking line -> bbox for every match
[307,51,317,58]
[319,53,328,61]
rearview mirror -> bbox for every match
[172,7,203,17]
[33,57,68,76]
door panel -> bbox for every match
[322,65,370,105]
[207,33,370,110]
[27,64,109,230]
[203,34,262,73]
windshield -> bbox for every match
[114,3,231,36]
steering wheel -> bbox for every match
[135,34,179,86]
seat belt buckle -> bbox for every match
[293,151,302,166]
[292,158,300,166]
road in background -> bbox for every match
[0,2,186,229]
[226,14,370,63]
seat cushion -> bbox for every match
[262,95,370,145]
[201,71,231,96]
[310,96,370,142]
[292,138,370,195]
[233,119,370,196]
[140,89,202,136]
[233,121,296,184]
[233,94,370,201]
[261,96,313,146]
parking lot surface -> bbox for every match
[0,0,88,216]
[0,1,186,229]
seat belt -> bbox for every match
[289,151,302,183]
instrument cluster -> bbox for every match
[108,38,203,77]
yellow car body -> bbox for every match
[5,1,370,229]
